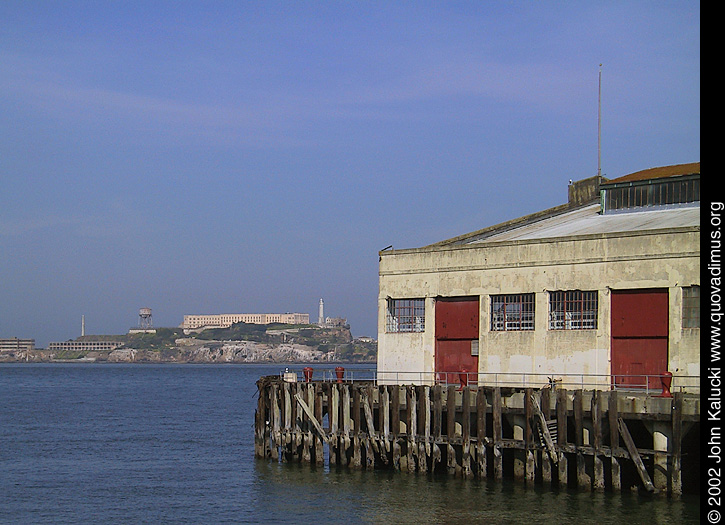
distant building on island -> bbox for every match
[322,316,348,328]
[48,340,124,353]
[0,337,35,353]
[181,312,310,332]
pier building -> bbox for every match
[376,163,700,392]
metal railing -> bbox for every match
[281,366,377,384]
[279,367,700,394]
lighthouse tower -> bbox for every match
[318,298,324,326]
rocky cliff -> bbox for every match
[107,340,345,363]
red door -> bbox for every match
[611,289,668,390]
[435,298,479,385]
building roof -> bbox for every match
[460,203,699,244]
[603,162,700,185]
[424,162,701,249]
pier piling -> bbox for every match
[254,376,698,496]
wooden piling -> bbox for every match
[574,389,590,490]
[476,387,487,478]
[390,385,401,469]
[352,386,362,469]
[419,386,430,472]
[492,387,503,481]
[446,385,458,475]
[608,389,621,491]
[591,390,605,491]
[671,392,683,496]
[380,385,390,465]
[329,383,339,466]
[405,386,416,473]
[342,385,351,467]
[254,380,268,458]
[524,388,535,484]
[432,385,443,469]
[618,416,655,493]
[362,386,378,455]
[271,383,280,461]
[462,387,472,478]
[537,388,553,486]
[315,384,325,466]
[556,387,568,487]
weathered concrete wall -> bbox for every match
[378,227,700,387]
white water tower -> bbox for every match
[139,307,153,329]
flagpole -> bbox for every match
[598,64,602,178]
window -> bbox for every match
[682,286,700,328]
[491,294,535,331]
[549,290,598,330]
[603,176,699,212]
[386,299,425,333]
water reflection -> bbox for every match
[254,459,699,524]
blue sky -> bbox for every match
[1,2,699,346]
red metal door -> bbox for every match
[435,298,479,385]
[611,289,668,390]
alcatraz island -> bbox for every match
[1,302,377,364]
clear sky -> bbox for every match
[1,2,700,347]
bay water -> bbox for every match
[0,364,699,523]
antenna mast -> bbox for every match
[597,64,602,178]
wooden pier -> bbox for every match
[254,377,699,496]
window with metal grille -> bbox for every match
[386,299,425,333]
[548,290,598,330]
[491,293,535,331]
[682,286,700,328]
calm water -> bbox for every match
[0,364,699,524]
